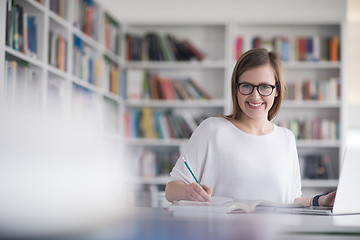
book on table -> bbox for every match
[167,196,304,213]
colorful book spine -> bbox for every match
[5,2,38,58]
[104,14,120,54]
[126,32,206,62]
[239,35,340,62]
[286,77,340,101]
[124,109,209,139]
[277,118,339,140]
[125,70,212,100]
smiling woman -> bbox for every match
[165,48,336,208]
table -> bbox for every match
[78,207,360,240]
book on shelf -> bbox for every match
[104,14,120,54]
[277,118,339,141]
[126,32,206,62]
[286,77,340,101]
[236,35,340,62]
[104,57,119,94]
[124,108,208,139]
[73,35,102,85]
[234,36,243,60]
[50,0,66,18]
[125,70,212,100]
[168,197,304,213]
[299,154,335,179]
[6,1,38,58]
[73,0,99,40]
[48,31,67,71]
[131,149,179,178]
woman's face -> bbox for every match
[236,64,278,121]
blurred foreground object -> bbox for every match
[0,106,131,239]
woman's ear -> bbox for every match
[275,89,279,97]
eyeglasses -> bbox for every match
[236,83,276,96]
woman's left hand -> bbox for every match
[319,190,337,207]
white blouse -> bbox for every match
[169,117,302,203]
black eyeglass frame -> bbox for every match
[236,83,276,97]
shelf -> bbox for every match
[125,99,225,108]
[282,100,341,109]
[73,27,101,50]
[103,91,123,103]
[103,48,121,63]
[132,176,169,185]
[49,10,70,29]
[71,76,123,102]
[47,65,68,79]
[24,0,46,12]
[5,46,44,68]
[301,179,338,188]
[296,139,341,148]
[124,60,226,69]
[125,138,188,147]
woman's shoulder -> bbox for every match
[198,116,229,128]
[194,116,229,133]
[274,124,296,139]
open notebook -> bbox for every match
[167,196,304,213]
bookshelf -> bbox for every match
[122,22,229,207]
[2,0,123,162]
[1,1,346,206]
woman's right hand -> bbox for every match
[183,182,212,202]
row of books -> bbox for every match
[73,0,100,40]
[299,154,335,179]
[126,33,205,61]
[104,14,120,54]
[132,149,179,178]
[5,60,42,109]
[277,118,339,140]
[6,1,38,58]
[73,35,102,86]
[125,69,211,100]
[49,0,66,19]
[124,108,208,139]
[104,57,120,94]
[286,77,340,101]
[48,31,67,71]
[234,35,340,62]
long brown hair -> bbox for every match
[226,48,286,121]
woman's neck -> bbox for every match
[232,116,273,135]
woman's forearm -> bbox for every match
[165,180,187,202]
[294,197,312,207]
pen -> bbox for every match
[182,156,202,188]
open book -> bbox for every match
[167,196,304,213]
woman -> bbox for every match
[165,48,335,207]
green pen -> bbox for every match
[182,156,202,188]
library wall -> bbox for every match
[100,0,346,23]
[346,0,360,129]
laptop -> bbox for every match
[287,146,360,215]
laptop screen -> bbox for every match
[332,147,360,214]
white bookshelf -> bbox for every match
[2,0,123,134]
[1,2,346,207]
[122,22,229,207]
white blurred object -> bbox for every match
[0,107,131,238]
